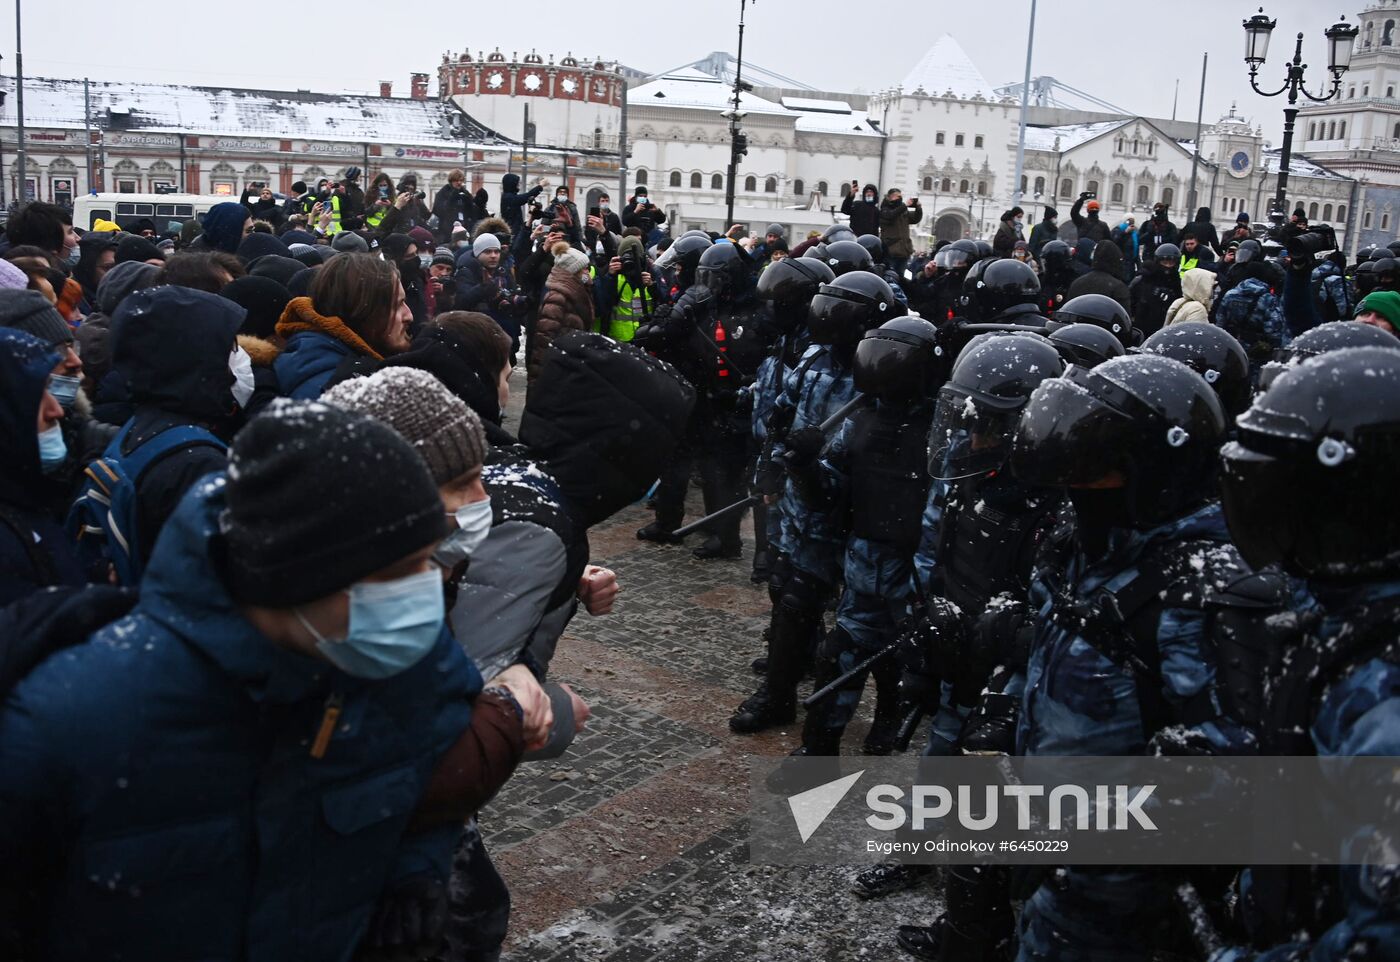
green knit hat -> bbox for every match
[1357,290,1400,331]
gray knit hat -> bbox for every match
[331,231,369,253]
[321,367,486,485]
[766,223,785,238]
[552,245,590,275]
[0,289,72,347]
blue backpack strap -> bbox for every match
[118,423,227,485]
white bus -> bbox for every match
[73,193,229,234]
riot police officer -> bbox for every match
[1037,239,1077,313]
[1256,319,1400,390]
[1044,292,1135,346]
[965,258,1044,327]
[731,271,900,734]
[1128,242,1183,337]
[751,257,837,582]
[791,316,942,756]
[1008,354,1257,961]
[1140,321,1252,418]
[1216,344,1400,962]
[1047,323,1126,369]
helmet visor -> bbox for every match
[942,248,972,270]
[855,335,927,399]
[929,386,1021,480]
[809,289,873,345]
[1219,441,1296,572]
[1008,375,1134,487]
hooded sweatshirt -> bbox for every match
[1066,240,1131,312]
[77,261,162,399]
[499,173,542,235]
[841,183,880,237]
[1164,267,1216,325]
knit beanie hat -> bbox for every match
[220,399,450,607]
[431,247,456,268]
[332,231,369,253]
[115,233,166,264]
[1357,290,1400,331]
[473,233,502,257]
[0,259,28,290]
[1237,212,1250,223]
[766,223,785,239]
[0,289,72,346]
[408,227,435,250]
[552,245,590,276]
[321,368,486,486]
[288,243,324,267]
[221,275,292,340]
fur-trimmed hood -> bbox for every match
[237,334,280,367]
[474,217,510,242]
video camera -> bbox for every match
[1283,222,1338,266]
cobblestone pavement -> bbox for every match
[491,370,943,961]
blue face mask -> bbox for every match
[48,373,81,410]
[38,422,67,471]
[296,568,444,679]
[433,497,493,571]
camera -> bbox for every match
[1283,223,1338,266]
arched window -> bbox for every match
[1328,121,1336,139]
[936,132,945,145]
[839,181,851,197]
[635,169,647,185]
[1110,182,1124,203]
[764,176,777,193]
[1394,121,1400,139]
[669,170,681,187]
[1132,139,1140,154]
[1340,120,1347,138]
[1323,203,1333,221]
[1019,174,1028,193]
[690,171,702,189]
[1116,138,1124,152]
[1309,122,1317,139]
[817,180,828,195]
[1059,178,1073,198]
[955,133,965,146]
[712,173,723,190]
[1162,187,1174,210]
[977,180,987,195]
[1087,179,1100,195]
[1364,209,1374,229]
[794,178,805,196]
[1147,142,1155,156]
[923,176,933,191]
[1384,19,1395,45]
[974,135,984,148]
[744,174,757,192]
[1388,86,1395,97]
[1338,205,1347,221]
[1309,201,1319,219]
[1365,21,1374,47]
[1364,85,1370,96]
[1385,212,1393,231]
[942,177,952,192]
[959,179,970,193]
[1136,184,1150,205]
[1033,176,1045,195]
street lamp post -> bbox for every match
[1241,9,1357,217]
[723,0,752,228]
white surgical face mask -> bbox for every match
[229,346,255,409]
[48,373,81,410]
[433,497,493,570]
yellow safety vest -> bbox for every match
[607,275,653,342]
[365,201,387,230]
[325,194,343,236]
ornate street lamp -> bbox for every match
[1242,8,1357,216]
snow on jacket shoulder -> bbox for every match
[0,476,479,961]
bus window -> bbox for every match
[176,205,193,216]
[134,204,154,215]
[88,209,113,229]
[117,202,135,215]
[156,204,175,217]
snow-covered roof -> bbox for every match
[628,69,790,115]
[792,108,881,137]
[781,96,851,114]
[1,75,502,147]
[1022,119,1131,152]
[1260,150,1350,181]
[902,35,999,100]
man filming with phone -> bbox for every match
[624,185,665,239]
[1070,190,1112,243]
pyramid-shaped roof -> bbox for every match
[901,35,997,100]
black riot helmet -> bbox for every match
[1354,260,1379,297]
[1045,292,1133,344]
[670,233,713,287]
[1258,320,1400,391]
[1010,354,1226,527]
[1140,321,1251,418]
[756,256,835,334]
[1375,256,1398,288]
[1373,247,1394,262]
[1154,243,1181,268]
[824,239,876,276]
[808,271,900,347]
[803,242,830,262]
[937,238,980,272]
[1221,346,1400,579]
[1039,239,1072,275]
[855,233,885,264]
[929,331,1064,480]
[1356,245,1380,264]
[974,240,994,260]
[823,224,857,245]
[679,229,711,241]
[1048,323,1126,369]
[1234,239,1262,265]
[971,258,1041,318]
[695,241,748,296]
[854,316,943,403]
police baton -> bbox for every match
[1172,880,1224,959]
[802,639,901,707]
[816,394,868,433]
[670,495,762,539]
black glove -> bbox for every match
[357,874,448,962]
[893,615,944,752]
[753,458,785,497]
[782,425,825,468]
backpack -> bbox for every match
[66,421,226,586]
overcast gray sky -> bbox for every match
[9,0,1341,145]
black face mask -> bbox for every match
[398,258,422,283]
[1069,486,1135,559]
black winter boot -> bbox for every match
[863,656,903,755]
